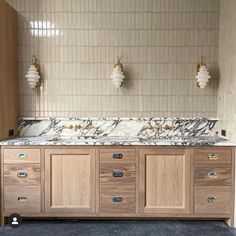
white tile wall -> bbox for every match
[218,0,236,142]
[6,0,219,118]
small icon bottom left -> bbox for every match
[8,213,22,228]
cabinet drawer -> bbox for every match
[4,149,40,163]
[4,164,41,186]
[100,148,136,163]
[100,163,135,185]
[195,166,231,186]
[194,186,230,214]
[100,192,135,213]
[194,148,231,164]
[4,186,41,214]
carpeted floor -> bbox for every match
[0,220,236,236]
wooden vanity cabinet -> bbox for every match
[139,148,191,214]
[0,146,235,226]
[2,148,42,215]
[193,147,234,218]
[44,148,96,213]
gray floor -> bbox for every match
[0,220,236,236]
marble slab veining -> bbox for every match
[0,135,235,146]
[1,117,234,146]
[18,117,218,139]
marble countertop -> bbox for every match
[0,135,235,146]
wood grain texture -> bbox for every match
[3,149,40,163]
[4,164,40,186]
[45,148,96,213]
[194,148,232,164]
[0,0,18,141]
[4,186,41,214]
[100,163,136,184]
[0,146,234,225]
[139,148,191,214]
[100,192,135,213]
[99,163,136,213]
[194,186,231,214]
[194,166,231,186]
[100,148,136,163]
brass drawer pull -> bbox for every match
[113,153,123,159]
[208,171,218,179]
[208,153,219,160]
[17,153,28,160]
[17,170,28,178]
[207,195,217,203]
[112,195,123,202]
[113,169,123,177]
[18,197,27,201]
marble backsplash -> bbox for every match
[18,117,218,139]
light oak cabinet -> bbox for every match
[0,0,18,141]
[0,146,235,226]
[2,149,41,215]
[45,148,96,213]
[139,148,191,213]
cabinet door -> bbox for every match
[139,148,191,213]
[45,148,96,213]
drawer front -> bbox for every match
[100,163,135,185]
[4,149,40,163]
[194,148,231,164]
[195,166,231,186]
[194,186,231,214]
[100,148,136,163]
[4,164,41,186]
[4,186,41,214]
[100,191,135,213]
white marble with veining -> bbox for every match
[0,135,235,147]
[1,117,235,146]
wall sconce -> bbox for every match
[25,55,42,89]
[111,57,125,88]
[195,56,211,89]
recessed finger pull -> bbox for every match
[113,153,123,159]
[17,153,28,160]
[18,197,27,201]
[208,153,219,160]
[208,171,218,179]
[207,195,217,203]
[17,170,28,178]
[113,169,123,177]
[112,195,123,202]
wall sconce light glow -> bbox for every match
[111,57,125,88]
[30,21,61,37]
[195,56,211,89]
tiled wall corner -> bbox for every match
[6,0,219,118]
[218,0,236,142]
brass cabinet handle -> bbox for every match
[17,153,28,160]
[17,170,28,178]
[207,195,217,203]
[113,153,123,159]
[18,197,27,201]
[112,195,123,202]
[208,171,218,179]
[113,169,123,177]
[208,153,219,160]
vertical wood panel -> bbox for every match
[0,0,18,140]
[139,148,191,213]
[45,148,96,213]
